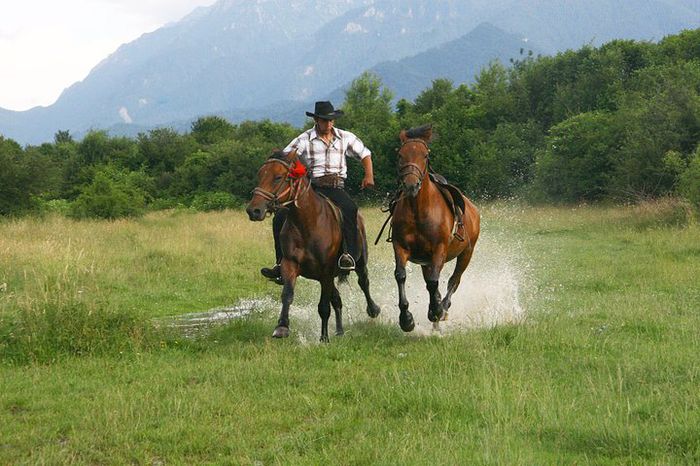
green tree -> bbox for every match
[191,116,236,145]
[535,111,619,202]
[341,71,398,197]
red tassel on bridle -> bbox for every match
[289,159,307,179]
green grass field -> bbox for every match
[1,201,698,464]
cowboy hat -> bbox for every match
[305,101,344,120]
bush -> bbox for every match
[190,191,240,212]
[69,169,146,219]
[33,198,71,217]
[678,148,700,210]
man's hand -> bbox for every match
[361,176,375,190]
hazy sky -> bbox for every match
[0,0,217,111]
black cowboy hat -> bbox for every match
[305,101,344,120]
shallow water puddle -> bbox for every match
[162,297,276,337]
[164,229,529,341]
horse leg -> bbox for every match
[422,261,445,323]
[356,257,380,319]
[394,247,414,332]
[273,260,299,338]
[318,279,334,343]
[441,247,475,320]
[330,284,344,336]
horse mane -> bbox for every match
[269,149,286,160]
[406,124,433,140]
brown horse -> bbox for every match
[391,125,480,332]
[246,150,381,342]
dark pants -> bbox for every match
[271,186,359,263]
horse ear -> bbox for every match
[286,149,298,162]
[423,125,433,142]
[399,130,408,143]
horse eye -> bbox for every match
[274,175,283,182]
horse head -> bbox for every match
[398,125,432,198]
[246,149,308,221]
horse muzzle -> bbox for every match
[246,203,267,221]
[402,180,422,198]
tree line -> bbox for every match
[1,29,699,219]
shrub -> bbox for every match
[678,148,700,210]
[190,191,239,211]
[68,169,146,219]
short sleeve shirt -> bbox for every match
[283,127,371,179]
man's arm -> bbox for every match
[361,155,375,189]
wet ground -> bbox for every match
[165,228,529,342]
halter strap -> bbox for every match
[253,157,310,212]
[398,138,430,185]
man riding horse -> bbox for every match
[260,101,375,282]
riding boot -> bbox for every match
[261,210,286,285]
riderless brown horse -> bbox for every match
[389,125,480,332]
[246,150,381,342]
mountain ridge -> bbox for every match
[2,0,699,145]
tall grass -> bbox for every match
[1,201,699,464]
[0,210,272,363]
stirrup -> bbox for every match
[337,253,356,271]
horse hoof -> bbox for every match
[367,304,381,319]
[319,335,330,343]
[400,313,415,332]
[428,310,443,323]
[272,326,290,338]
[335,329,345,337]
[440,311,449,321]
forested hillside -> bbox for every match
[1,29,699,218]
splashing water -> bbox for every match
[257,227,529,342]
[169,220,529,342]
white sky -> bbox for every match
[0,0,217,111]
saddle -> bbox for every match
[316,191,344,225]
[429,173,466,241]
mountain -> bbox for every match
[1,0,699,145]
[367,22,540,101]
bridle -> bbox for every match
[252,157,310,214]
[398,138,430,192]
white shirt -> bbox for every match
[283,127,371,179]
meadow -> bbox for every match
[1,201,699,464]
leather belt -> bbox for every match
[312,174,345,188]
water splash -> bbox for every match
[261,226,529,342]
[167,220,529,342]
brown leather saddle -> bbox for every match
[429,173,466,241]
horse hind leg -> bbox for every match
[330,285,344,336]
[318,280,334,343]
[441,247,475,320]
[356,255,380,319]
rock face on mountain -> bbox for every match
[2,0,699,144]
